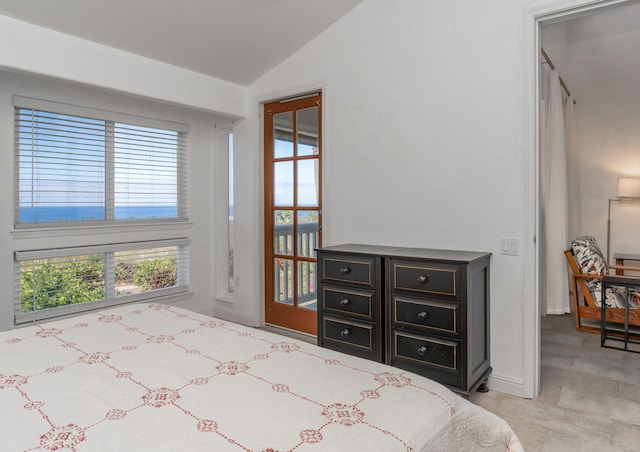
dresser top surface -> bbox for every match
[317,244,491,262]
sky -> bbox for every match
[18,110,180,217]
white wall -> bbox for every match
[0,15,248,118]
[245,0,530,394]
[569,26,640,260]
[540,7,640,263]
[0,70,232,331]
[223,0,612,398]
[0,14,249,331]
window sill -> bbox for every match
[11,220,193,240]
[15,290,194,326]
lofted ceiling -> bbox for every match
[0,0,365,86]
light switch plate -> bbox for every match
[501,237,519,256]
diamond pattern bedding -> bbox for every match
[0,303,522,451]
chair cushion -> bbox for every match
[571,236,609,275]
[604,284,640,309]
[570,236,640,309]
[571,236,609,307]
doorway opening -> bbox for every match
[531,0,638,397]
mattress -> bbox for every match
[0,303,522,451]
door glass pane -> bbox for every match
[296,107,318,157]
[274,161,293,206]
[297,159,319,207]
[297,261,317,311]
[274,112,294,158]
[274,210,293,255]
[297,210,319,258]
[274,258,294,304]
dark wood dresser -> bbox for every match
[317,244,491,395]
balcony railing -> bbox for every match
[274,222,318,307]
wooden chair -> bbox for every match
[564,248,640,334]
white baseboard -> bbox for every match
[487,373,527,398]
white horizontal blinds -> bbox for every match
[15,238,191,260]
[112,123,188,220]
[12,96,190,133]
[15,108,107,224]
[15,240,190,324]
[14,97,189,226]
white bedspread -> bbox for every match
[0,304,522,451]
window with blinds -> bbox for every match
[15,240,190,324]
[12,97,192,323]
[15,103,188,227]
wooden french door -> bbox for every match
[264,93,321,335]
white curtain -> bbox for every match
[565,97,581,239]
[542,70,570,315]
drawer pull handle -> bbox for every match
[417,346,428,356]
[417,311,428,320]
[417,275,428,284]
[340,329,351,337]
[340,267,351,274]
[340,298,350,306]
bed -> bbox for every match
[0,303,522,451]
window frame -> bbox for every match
[213,126,235,302]
[14,239,191,324]
[11,96,193,324]
[227,131,235,294]
[13,95,190,230]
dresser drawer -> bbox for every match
[322,286,375,321]
[321,255,376,287]
[392,295,460,336]
[322,316,375,351]
[392,331,461,374]
[390,260,460,299]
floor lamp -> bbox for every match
[607,177,640,261]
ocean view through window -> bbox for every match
[15,107,187,226]
[19,205,178,222]
[13,97,191,324]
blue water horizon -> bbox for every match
[20,205,178,222]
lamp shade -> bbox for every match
[617,177,640,199]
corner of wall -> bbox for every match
[212,298,259,327]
